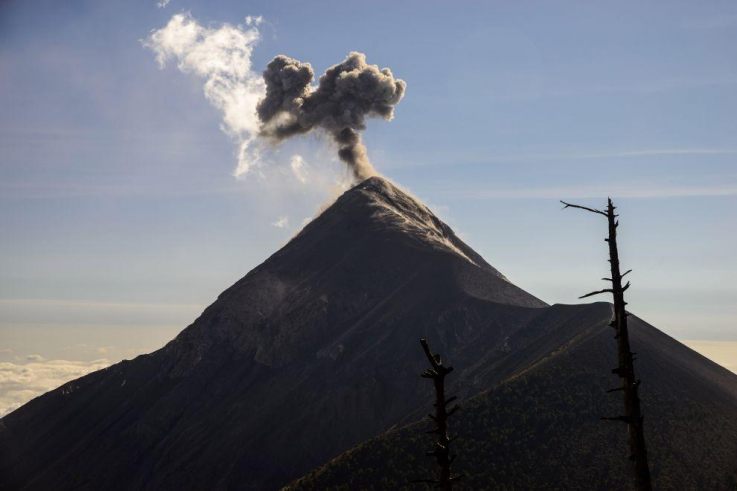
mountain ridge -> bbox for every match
[1,176,734,490]
[286,311,737,490]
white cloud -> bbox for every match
[26,354,43,362]
[245,15,263,26]
[0,359,110,417]
[143,13,266,177]
[272,216,289,228]
[156,0,171,9]
[290,154,309,184]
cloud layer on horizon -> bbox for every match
[0,359,110,417]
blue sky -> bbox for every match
[1,0,736,411]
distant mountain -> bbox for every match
[1,177,735,490]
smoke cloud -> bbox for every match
[145,15,405,183]
[257,52,406,181]
[143,13,265,177]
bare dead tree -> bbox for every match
[413,339,463,490]
[561,198,652,491]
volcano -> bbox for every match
[1,176,735,490]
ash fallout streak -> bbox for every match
[257,52,406,181]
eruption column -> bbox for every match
[257,52,406,181]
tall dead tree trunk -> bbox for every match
[561,198,652,491]
[414,339,463,490]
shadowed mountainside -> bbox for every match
[1,177,735,490]
[286,314,737,490]
[0,177,545,490]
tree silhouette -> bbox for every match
[561,198,652,491]
[414,339,463,490]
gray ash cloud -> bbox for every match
[257,52,406,181]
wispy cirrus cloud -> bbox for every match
[0,298,201,311]
[442,183,737,200]
[387,147,737,171]
[471,147,737,165]
[528,148,737,161]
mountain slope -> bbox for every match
[0,176,551,490]
[1,176,734,491]
[287,314,737,490]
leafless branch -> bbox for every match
[579,288,614,299]
[560,200,608,217]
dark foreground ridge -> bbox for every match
[1,177,735,490]
[286,312,737,490]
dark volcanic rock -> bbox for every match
[1,177,735,490]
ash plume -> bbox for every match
[257,52,406,181]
